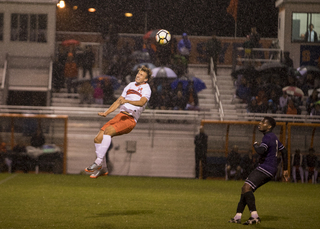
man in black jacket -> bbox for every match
[194,126,208,179]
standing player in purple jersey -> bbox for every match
[228,117,289,225]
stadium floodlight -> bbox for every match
[57,0,65,8]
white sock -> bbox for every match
[251,211,259,219]
[94,135,111,165]
[95,143,101,154]
[234,213,242,220]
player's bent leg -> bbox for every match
[103,125,117,137]
[94,130,105,143]
[242,183,252,194]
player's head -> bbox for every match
[136,66,152,84]
[258,116,276,133]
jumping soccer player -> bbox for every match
[228,116,289,225]
[85,66,152,178]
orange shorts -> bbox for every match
[101,112,136,135]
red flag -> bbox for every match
[227,0,238,22]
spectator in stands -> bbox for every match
[194,126,208,179]
[64,53,78,94]
[279,91,289,113]
[267,99,278,114]
[148,84,160,109]
[206,32,221,75]
[247,97,259,113]
[173,90,187,110]
[171,55,188,78]
[292,149,305,183]
[236,77,252,103]
[82,45,95,79]
[255,90,268,113]
[158,87,173,110]
[240,150,254,180]
[243,35,254,61]
[304,147,318,184]
[302,73,315,96]
[93,82,104,105]
[282,51,294,68]
[283,98,298,115]
[185,81,199,110]
[102,79,116,105]
[30,128,45,148]
[226,145,242,180]
[249,27,260,48]
[306,89,319,114]
[310,103,320,116]
[79,81,94,105]
[178,33,191,72]
[52,56,65,93]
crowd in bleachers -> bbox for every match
[52,33,205,110]
[233,66,320,116]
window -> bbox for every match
[11,13,47,43]
[292,12,320,43]
[0,13,3,41]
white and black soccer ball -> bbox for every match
[155,29,171,45]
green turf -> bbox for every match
[0,174,319,229]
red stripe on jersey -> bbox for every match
[127,89,142,97]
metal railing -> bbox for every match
[238,112,320,123]
[210,57,224,121]
[232,47,282,72]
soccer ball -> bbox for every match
[155,29,171,45]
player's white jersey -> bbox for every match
[120,82,151,122]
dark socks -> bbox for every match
[244,191,257,212]
[236,194,246,213]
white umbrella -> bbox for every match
[152,67,177,78]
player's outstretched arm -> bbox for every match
[98,96,124,117]
[120,97,148,107]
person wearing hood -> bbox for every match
[177,33,191,73]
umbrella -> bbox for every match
[282,86,304,97]
[231,66,258,79]
[61,39,80,46]
[92,75,120,90]
[171,76,207,93]
[143,29,159,40]
[132,63,156,72]
[152,67,177,78]
[297,65,320,77]
[258,62,288,73]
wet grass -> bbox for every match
[0,174,319,229]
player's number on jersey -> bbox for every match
[275,140,278,157]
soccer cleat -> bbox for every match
[228,218,241,224]
[84,163,102,173]
[90,169,108,179]
[243,217,261,225]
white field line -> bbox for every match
[0,174,18,185]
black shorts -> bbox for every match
[245,167,272,192]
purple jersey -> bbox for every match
[257,132,284,177]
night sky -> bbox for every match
[57,0,279,38]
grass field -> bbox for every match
[0,174,319,229]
